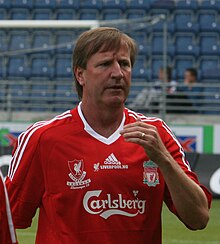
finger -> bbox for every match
[123,121,154,130]
[121,125,156,137]
[123,131,149,140]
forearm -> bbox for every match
[158,153,209,230]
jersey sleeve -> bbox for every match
[5,127,44,229]
[159,121,212,214]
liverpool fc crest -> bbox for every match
[67,159,91,189]
[143,160,160,187]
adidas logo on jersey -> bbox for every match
[104,153,121,165]
[93,153,128,172]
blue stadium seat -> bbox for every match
[176,0,198,10]
[30,54,54,78]
[8,83,30,111]
[175,33,199,57]
[30,84,54,111]
[127,0,150,10]
[54,83,78,112]
[79,0,102,10]
[0,31,7,52]
[79,9,100,20]
[174,56,195,79]
[150,0,175,10]
[199,56,220,79]
[55,84,73,98]
[0,83,6,105]
[102,9,123,20]
[132,55,147,78]
[0,8,7,19]
[11,0,33,9]
[31,84,54,98]
[33,8,53,20]
[150,33,175,57]
[202,86,220,114]
[9,8,30,19]
[9,31,30,51]
[174,10,198,33]
[198,10,220,32]
[56,0,79,9]
[0,0,10,9]
[125,9,146,19]
[130,32,149,55]
[149,9,174,33]
[7,56,30,78]
[0,57,5,78]
[199,34,220,55]
[149,0,175,11]
[8,84,30,105]
[55,9,77,19]
[150,56,167,80]
[199,0,220,11]
[55,31,75,54]
[33,0,56,9]
[32,31,53,52]
[102,0,126,10]
[54,55,72,78]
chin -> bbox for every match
[104,96,125,107]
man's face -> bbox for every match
[184,71,195,84]
[76,44,132,108]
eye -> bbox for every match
[99,61,111,67]
[120,60,130,68]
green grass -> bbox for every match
[17,200,220,244]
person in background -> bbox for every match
[0,170,17,244]
[178,68,203,113]
[154,66,177,94]
[184,68,198,87]
[129,66,177,112]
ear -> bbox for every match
[74,66,86,86]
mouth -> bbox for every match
[106,85,124,90]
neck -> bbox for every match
[80,101,124,138]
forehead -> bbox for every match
[185,71,192,76]
[95,45,130,59]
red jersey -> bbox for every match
[0,171,17,244]
[6,104,212,244]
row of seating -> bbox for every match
[1,0,220,11]
[1,8,220,33]
[1,54,219,81]
[1,30,220,57]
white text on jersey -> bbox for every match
[83,190,146,219]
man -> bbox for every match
[0,170,17,244]
[184,68,197,86]
[178,68,202,113]
[156,66,177,94]
[130,66,177,112]
[6,27,211,243]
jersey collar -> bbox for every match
[77,102,125,145]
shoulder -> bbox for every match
[27,110,73,137]
[125,108,164,127]
[16,110,75,149]
[125,108,175,135]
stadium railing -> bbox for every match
[1,80,220,121]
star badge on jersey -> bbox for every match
[67,159,91,189]
[143,160,160,187]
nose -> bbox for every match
[110,61,124,80]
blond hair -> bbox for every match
[72,27,137,99]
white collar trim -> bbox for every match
[78,102,125,145]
